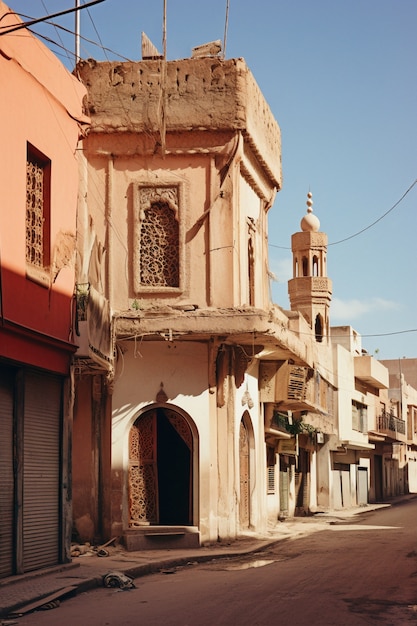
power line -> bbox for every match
[290,327,417,340]
[0,0,105,35]
[85,4,108,60]
[328,178,417,246]
[344,328,417,339]
[41,0,72,66]
[269,177,417,251]
[22,23,132,64]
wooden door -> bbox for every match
[239,420,250,529]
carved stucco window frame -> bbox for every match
[26,142,51,287]
[133,182,186,295]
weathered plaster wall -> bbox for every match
[108,340,269,542]
[111,341,214,538]
[334,344,366,443]
[79,140,273,311]
[234,360,267,532]
[77,57,281,189]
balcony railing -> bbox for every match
[377,410,406,435]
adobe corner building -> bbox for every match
[73,53,337,549]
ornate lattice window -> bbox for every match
[135,185,181,292]
[26,144,50,271]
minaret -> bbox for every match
[288,192,332,343]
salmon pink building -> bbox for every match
[0,2,88,576]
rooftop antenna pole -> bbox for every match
[160,0,167,154]
[162,0,167,59]
[223,0,230,58]
[75,0,80,62]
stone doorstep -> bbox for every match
[123,526,200,551]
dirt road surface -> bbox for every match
[16,500,417,625]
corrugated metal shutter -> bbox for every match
[0,369,15,578]
[23,372,61,572]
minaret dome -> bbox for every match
[300,191,320,232]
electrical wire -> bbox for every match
[286,326,417,348]
[41,0,72,66]
[85,5,107,59]
[0,0,105,35]
[24,23,132,63]
[269,177,417,250]
[328,178,417,246]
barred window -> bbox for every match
[26,144,50,270]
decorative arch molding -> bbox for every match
[131,401,199,442]
[128,402,199,527]
[138,186,179,221]
[240,409,255,446]
[239,410,256,530]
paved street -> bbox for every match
[17,500,417,626]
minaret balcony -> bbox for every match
[289,276,332,292]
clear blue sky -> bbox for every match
[8,0,417,360]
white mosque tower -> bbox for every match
[288,192,332,343]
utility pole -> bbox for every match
[75,0,80,62]
[399,358,404,421]
[162,0,167,59]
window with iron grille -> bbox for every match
[26,144,50,273]
[266,446,276,494]
[267,466,275,494]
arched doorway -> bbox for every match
[129,407,193,526]
[239,413,254,530]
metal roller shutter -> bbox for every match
[23,372,61,572]
[0,369,15,578]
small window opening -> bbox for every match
[315,314,323,342]
[302,256,308,276]
[312,255,319,276]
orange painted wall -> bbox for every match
[0,2,88,371]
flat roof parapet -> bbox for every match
[77,56,281,187]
